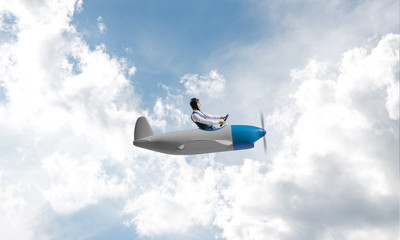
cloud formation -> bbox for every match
[0,0,398,239]
[0,0,139,238]
[180,70,226,97]
[97,16,106,33]
[123,156,219,236]
[126,34,399,239]
[223,33,398,240]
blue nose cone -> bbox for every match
[261,129,267,138]
[231,125,266,150]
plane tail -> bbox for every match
[134,116,154,141]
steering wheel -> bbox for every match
[220,114,229,127]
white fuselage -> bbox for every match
[133,126,234,155]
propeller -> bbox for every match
[260,112,267,154]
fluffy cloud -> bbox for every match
[0,0,139,238]
[128,65,137,76]
[97,16,106,33]
[125,34,399,239]
[42,153,128,214]
[0,0,398,239]
[180,70,226,97]
[0,169,50,240]
[217,34,398,239]
[123,156,221,236]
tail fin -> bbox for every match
[134,116,154,140]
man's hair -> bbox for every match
[190,98,199,110]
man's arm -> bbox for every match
[203,112,227,125]
[203,112,224,119]
[192,113,220,125]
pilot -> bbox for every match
[190,98,226,130]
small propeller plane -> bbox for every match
[133,114,267,155]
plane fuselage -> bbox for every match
[133,125,266,155]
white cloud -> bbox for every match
[216,34,398,239]
[125,34,399,240]
[213,160,293,240]
[97,16,106,33]
[123,156,221,236]
[42,153,128,214]
[0,11,17,34]
[0,0,141,238]
[150,84,191,133]
[0,0,398,239]
[180,70,226,98]
[128,65,137,76]
[0,170,50,240]
[206,0,399,129]
[337,33,399,120]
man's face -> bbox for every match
[197,102,201,110]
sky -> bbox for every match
[0,0,398,240]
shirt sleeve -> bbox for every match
[202,112,221,119]
[192,112,220,125]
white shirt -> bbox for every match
[191,110,220,125]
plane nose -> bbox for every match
[259,128,266,138]
[231,125,266,150]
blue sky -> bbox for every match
[72,0,263,109]
[0,0,398,240]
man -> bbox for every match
[190,98,227,130]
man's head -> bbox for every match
[190,98,201,110]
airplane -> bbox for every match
[132,114,267,155]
